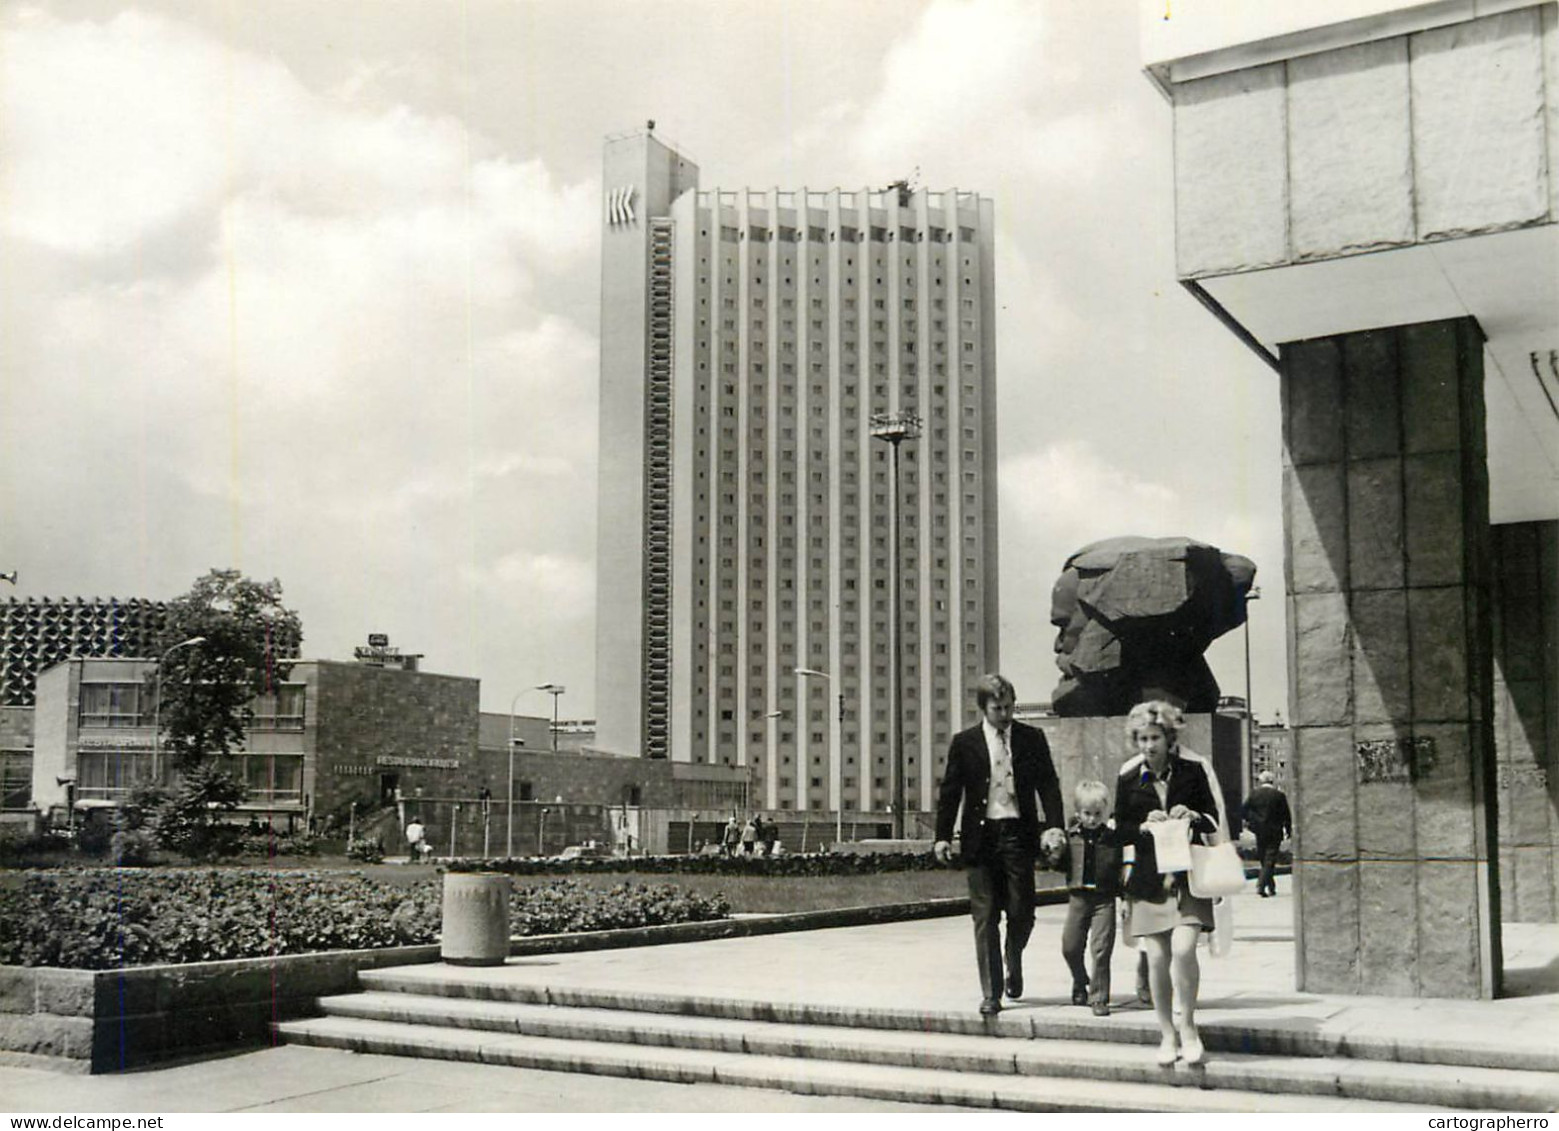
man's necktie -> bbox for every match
[994,729,1016,810]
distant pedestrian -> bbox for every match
[405,819,428,863]
[741,817,758,855]
[721,817,741,857]
[1242,771,1292,898]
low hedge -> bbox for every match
[445,850,941,877]
[0,869,729,970]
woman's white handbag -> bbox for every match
[1188,839,1248,897]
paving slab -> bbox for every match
[0,1043,973,1114]
[359,885,1559,1070]
[0,881,1554,1113]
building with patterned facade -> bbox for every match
[596,129,1000,823]
[1,597,171,707]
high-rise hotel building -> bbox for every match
[596,129,999,820]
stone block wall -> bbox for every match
[309,662,480,816]
[0,945,438,1073]
[0,707,31,751]
[1281,316,1498,998]
[1171,4,1557,278]
[1492,521,1559,922]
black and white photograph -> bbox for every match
[1,0,1556,1118]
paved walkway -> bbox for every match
[1,879,1555,1113]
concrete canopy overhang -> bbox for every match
[1193,222,1559,523]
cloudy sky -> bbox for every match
[0,0,1285,723]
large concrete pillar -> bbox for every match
[1493,521,1559,923]
[1282,316,1499,998]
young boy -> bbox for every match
[1050,780,1121,1016]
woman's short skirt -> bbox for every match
[1124,876,1214,940]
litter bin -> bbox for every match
[440,872,511,966]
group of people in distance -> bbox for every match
[720,813,774,856]
[935,673,1280,1068]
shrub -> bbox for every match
[0,869,731,969]
[346,835,385,863]
[109,829,159,867]
[0,828,71,868]
[511,880,729,936]
[73,820,109,857]
[238,829,323,859]
[446,850,940,878]
[148,765,247,860]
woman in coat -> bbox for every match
[1114,700,1223,1066]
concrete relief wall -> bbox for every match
[1412,10,1551,237]
[1173,5,1555,278]
[1173,63,1288,276]
[1548,5,1559,219]
[1288,38,1415,258]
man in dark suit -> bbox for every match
[1242,770,1292,897]
[934,673,1065,1015]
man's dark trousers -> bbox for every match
[1256,833,1282,895]
[965,819,1035,1003]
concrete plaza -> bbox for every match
[1,879,1555,1113]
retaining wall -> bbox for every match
[0,943,438,1074]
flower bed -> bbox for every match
[445,850,940,877]
[0,869,729,970]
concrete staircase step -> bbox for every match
[275,1014,1449,1113]
[310,990,1559,1111]
[356,967,1559,1074]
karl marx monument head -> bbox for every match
[1049,535,1257,717]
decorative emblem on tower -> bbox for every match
[607,184,637,226]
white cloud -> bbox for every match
[1,5,604,709]
[1002,439,1179,545]
[3,11,211,252]
[465,551,595,623]
[853,0,1046,167]
[1,0,1288,721]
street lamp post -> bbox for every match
[758,709,783,814]
[870,411,920,840]
[507,690,526,858]
[794,667,844,845]
[536,683,566,752]
[1243,586,1262,786]
[151,636,206,784]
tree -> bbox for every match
[150,569,304,770]
[142,764,248,859]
